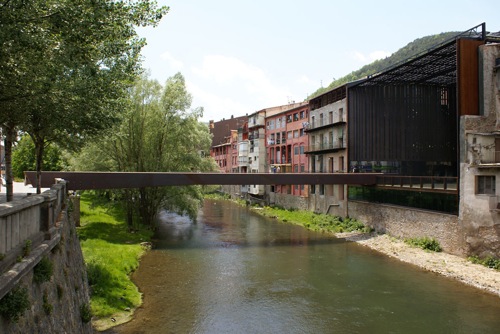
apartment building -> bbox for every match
[209,116,246,173]
[266,103,309,198]
[306,84,350,215]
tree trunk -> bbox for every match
[34,137,45,194]
[3,125,15,202]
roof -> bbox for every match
[353,23,487,88]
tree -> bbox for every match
[12,134,67,180]
[0,0,169,198]
[72,73,217,228]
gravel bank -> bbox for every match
[338,232,500,298]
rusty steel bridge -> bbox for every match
[23,171,457,194]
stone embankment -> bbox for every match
[339,232,500,298]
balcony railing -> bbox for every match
[303,117,345,131]
[305,140,345,152]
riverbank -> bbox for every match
[337,231,500,298]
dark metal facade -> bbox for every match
[348,84,458,176]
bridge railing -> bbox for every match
[0,179,67,274]
[375,175,458,192]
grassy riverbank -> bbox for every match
[205,193,370,233]
[78,192,153,331]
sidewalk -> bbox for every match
[0,181,44,203]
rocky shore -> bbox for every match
[338,232,500,298]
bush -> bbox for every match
[34,257,53,283]
[468,255,500,270]
[405,237,442,252]
[80,303,92,323]
[0,286,30,322]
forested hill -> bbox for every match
[308,31,460,99]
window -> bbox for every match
[294,146,299,155]
[300,111,305,119]
[287,131,292,139]
[300,145,304,154]
[293,130,299,138]
[293,113,299,121]
[477,176,496,195]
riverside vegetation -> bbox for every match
[77,192,153,331]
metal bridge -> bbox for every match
[24,171,378,191]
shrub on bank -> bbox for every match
[468,255,500,270]
[404,237,442,252]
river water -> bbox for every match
[113,199,500,334]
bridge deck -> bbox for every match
[24,171,378,191]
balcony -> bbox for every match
[304,117,346,132]
[304,139,345,153]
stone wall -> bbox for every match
[0,196,93,333]
[348,200,463,255]
[270,193,308,211]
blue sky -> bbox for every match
[137,0,499,122]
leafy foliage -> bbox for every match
[0,286,30,322]
[33,257,54,283]
[404,237,442,252]
[468,255,500,270]
[308,31,460,98]
[12,134,67,179]
[71,74,217,227]
[258,205,370,233]
[0,0,169,194]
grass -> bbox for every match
[257,205,370,233]
[78,192,153,322]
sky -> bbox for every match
[136,0,499,123]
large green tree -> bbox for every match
[0,0,168,199]
[72,73,217,228]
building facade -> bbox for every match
[266,103,309,199]
[306,85,348,215]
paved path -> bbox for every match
[0,181,46,203]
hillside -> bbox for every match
[308,31,460,99]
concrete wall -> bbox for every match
[457,43,500,258]
[348,200,463,255]
[0,188,92,333]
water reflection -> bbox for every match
[113,199,500,334]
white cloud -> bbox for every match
[160,51,184,71]
[186,80,250,122]
[189,55,294,120]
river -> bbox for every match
[112,199,500,333]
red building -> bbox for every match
[209,116,246,173]
[266,103,309,196]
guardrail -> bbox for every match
[0,179,67,274]
[375,175,458,193]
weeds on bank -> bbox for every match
[258,205,371,233]
[404,237,442,252]
[468,255,500,270]
[78,192,153,319]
